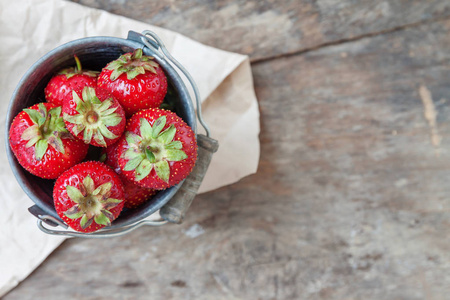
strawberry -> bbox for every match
[44,55,98,106]
[62,86,126,147]
[53,161,125,233]
[122,181,157,209]
[9,102,89,179]
[97,48,168,116]
[116,108,197,190]
[102,142,157,209]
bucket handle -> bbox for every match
[35,213,168,238]
[139,30,211,137]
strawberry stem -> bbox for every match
[64,175,123,229]
[123,116,188,183]
[105,48,158,81]
[86,111,99,124]
[63,87,122,147]
[74,55,82,73]
[21,103,69,160]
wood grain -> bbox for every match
[68,0,450,61]
[5,8,450,299]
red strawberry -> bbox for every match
[62,86,126,147]
[53,161,125,233]
[97,48,168,116]
[44,55,98,106]
[9,102,89,179]
[123,182,157,209]
[116,108,197,190]
[103,142,157,209]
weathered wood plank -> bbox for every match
[68,0,450,61]
[5,12,450,300]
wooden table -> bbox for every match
[5,1,450,299]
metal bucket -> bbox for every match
[5,30,218,238]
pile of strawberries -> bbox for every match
[9,49,197,233]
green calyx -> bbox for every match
[22,103,70,161]
[64,175,123,229]
[123,116,187,183]
[105,48,159,81]
[63,87,122,147]
[59,55,99,79]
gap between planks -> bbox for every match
[250,14,450,65]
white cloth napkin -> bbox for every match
[0,0,260,296]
